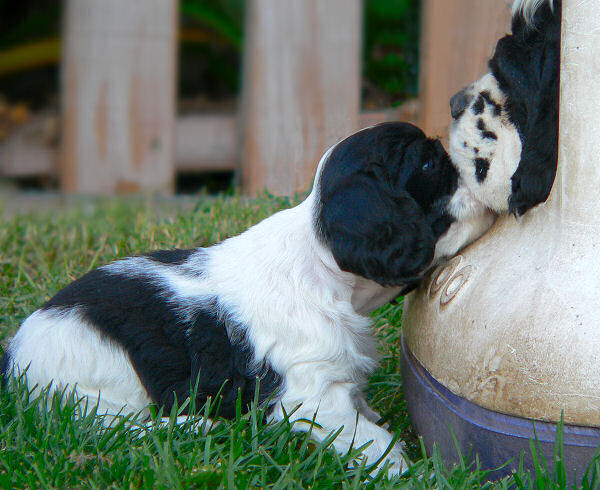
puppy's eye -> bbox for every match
[422,160,434,172]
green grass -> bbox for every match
[0,193,597,488]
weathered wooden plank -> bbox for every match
[60,0,178,194]
[0,115,58,177]
[0,106,422,179]
[359,100,420,129]
[239,0,362,196]
[418,0,512,140]
[176,115,238,172]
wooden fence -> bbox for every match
[0,0,511,196]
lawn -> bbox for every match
[0,193,593,488]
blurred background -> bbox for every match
[0,0,511,198]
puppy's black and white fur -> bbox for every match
[1,123,493,475]
[449,0,560,216]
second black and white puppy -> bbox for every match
[449,0,560,216]
[1,122,493,475]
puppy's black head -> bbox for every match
[489,0,561,215]
[315,122,457,286]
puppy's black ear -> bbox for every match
[317,166,435,286]
[490,3,561,216]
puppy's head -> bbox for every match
[314,122,457,286]
[449,0,560,216]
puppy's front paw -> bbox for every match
[382,441,410,477]
[358,437,409,478]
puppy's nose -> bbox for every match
[450,88,473,120]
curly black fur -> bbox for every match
[316,122,457,286]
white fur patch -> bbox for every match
[433,189,496,263]
[6,309,152,416]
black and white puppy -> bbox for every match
[449,0,560,216]
[1,122,493,475]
